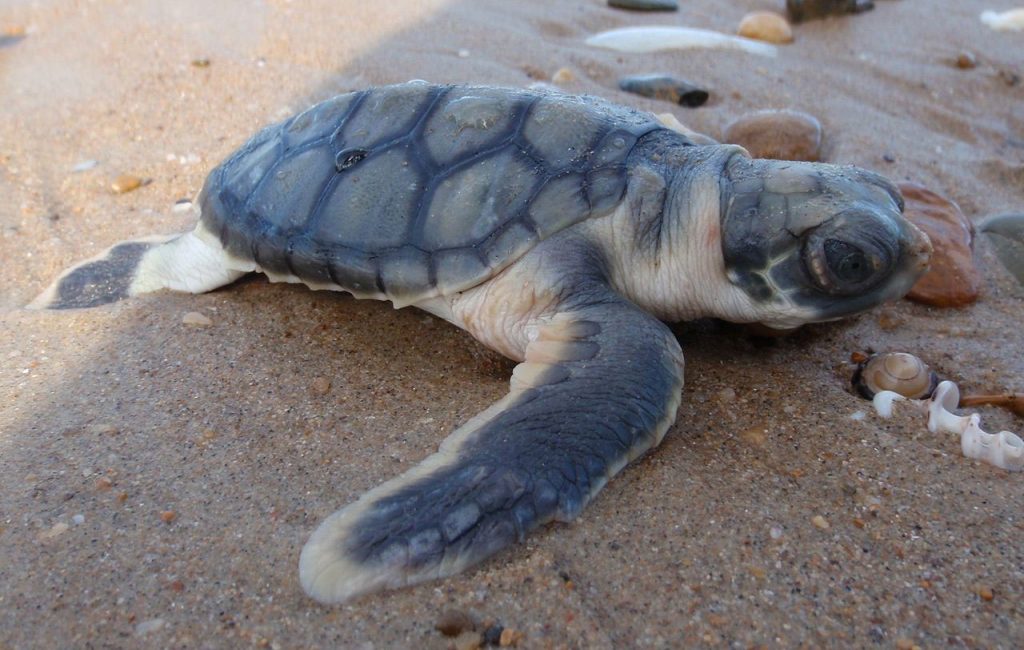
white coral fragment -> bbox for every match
[585,26,778,57]
[981,9,1024,31]
[872,390,907,419]
[927,381,969,434]
[871,380,1022,472]
[961,420,1024,472]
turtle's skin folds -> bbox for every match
[32,82,932,604]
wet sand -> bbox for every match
[1,0,1022,647]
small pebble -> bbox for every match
[521,64,547,80]
[160,510,177,524]
[435,608,476,637]
[608,0,678,11]
[723,109,822,161]
[191,58,211,68]
[457,48,470,58]
[96,476,114,490]
[182,311,213,327]
[310,377,331,395]
[111,174,143,194]
[787,0,874,23]
[899,182,982,308]
[135,618,165,636]
[976,585,995,601]
[737,12,794,44]
[482,624,504,646]
[72,514,85,525]
[954,51,977,70]
[811,515,830,530]
[717,387,737,403]
[882,153,895,163]
[87,422,118,435]
[453,630,482,650]
[618,74,709,107]
[769,525,783,539]
[172,199,194,214]
[740,427,767,446]
[499,628,523,647]
[876,310,904,331]
[39,521,69,540]
[998,69,1021,87]
[72,160,98,173]
[551,67,575,84]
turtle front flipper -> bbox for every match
[299,297,685,604]
[28,226,250,309]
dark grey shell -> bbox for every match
[198,81,663,304]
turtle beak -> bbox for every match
[900,217,932,277]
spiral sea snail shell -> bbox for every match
[852,352,939,400]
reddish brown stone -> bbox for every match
[723,110,822,161]
[899,182,981,308]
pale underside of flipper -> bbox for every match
[28,225,251,310]
[299,294,685,604]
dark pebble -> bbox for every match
[482,624,504,646]
[618,74,709,107]
[883,153,895,163]
[787,0,873,23]
[998,70,1021,86]
[608,0,678,10]
[435,608,476,637]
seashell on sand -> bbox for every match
[585,26,778,57]
[852,352,938,400]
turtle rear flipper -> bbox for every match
[28,227,250,310]
[299,293,685,604]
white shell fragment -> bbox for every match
[962,420,1024,473]
[872,380,1024,472]
[871,390,906,419]
[585,26,778,57]
[981,9,1024,31]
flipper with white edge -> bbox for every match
[28,225,251,310]
[299,289,686,604]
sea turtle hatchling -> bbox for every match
[32,81,932,604]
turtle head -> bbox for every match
[718,155,932,329]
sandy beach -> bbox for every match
[1,0,1022,647]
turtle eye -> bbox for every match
[824,239,873,285]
